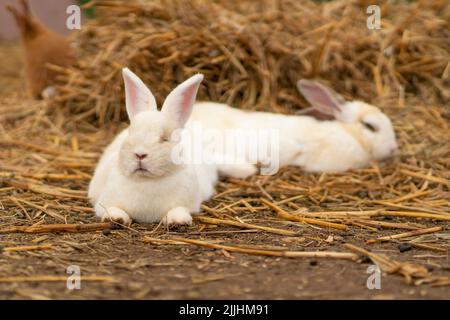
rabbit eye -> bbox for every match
[160,135,170,143]
[362,121,378,132]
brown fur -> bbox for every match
[5,0,76,98]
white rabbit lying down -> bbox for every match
[188,80,398,178]
[88,69,218,226]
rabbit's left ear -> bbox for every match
[162,74,203,128]
[297,80,345,117]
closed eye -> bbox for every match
[362,121,378,132]
[160,135,170,143]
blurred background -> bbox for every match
[0,0,83,40]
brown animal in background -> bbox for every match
[5,0,76,98]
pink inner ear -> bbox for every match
[124,74,147,119]
[127,81,139,113]
[298,81,342,115]
[162,74,203,126]
[178,85,197,119]
[305,86,339,111]
[299,108,335,121]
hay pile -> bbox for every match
[53,0,450,124]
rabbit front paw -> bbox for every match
[163,207,192,226]
[101,206,132,226]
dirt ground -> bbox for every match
[2,227,450,300]
[0,42,449,300]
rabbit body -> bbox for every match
[6,0,76,98]
[89,128,216,224]
[189,102,374,174]
[23,29,75,98]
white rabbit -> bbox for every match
[88,68,218,226]
[188,80,398,177]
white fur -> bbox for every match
[188,85,397,175]
[88,69,218,225]
[41,86,57,99]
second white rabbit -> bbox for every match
[188,80,398,177]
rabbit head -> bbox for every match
[119,68,203,179]
[297,80,398,161]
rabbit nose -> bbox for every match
[135,153,148,160]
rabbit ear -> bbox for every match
[19,0,31,17]
[297,80,345,116]
[122,68,157,120]
[5,2,36,36]
[161,74,204,128]
[5,4,25,24]
[296,107,335,121]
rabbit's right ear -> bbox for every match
[297,80,345,116]
[122,68,157,120]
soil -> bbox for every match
[2,228,450,300]
[0,42,449,300]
